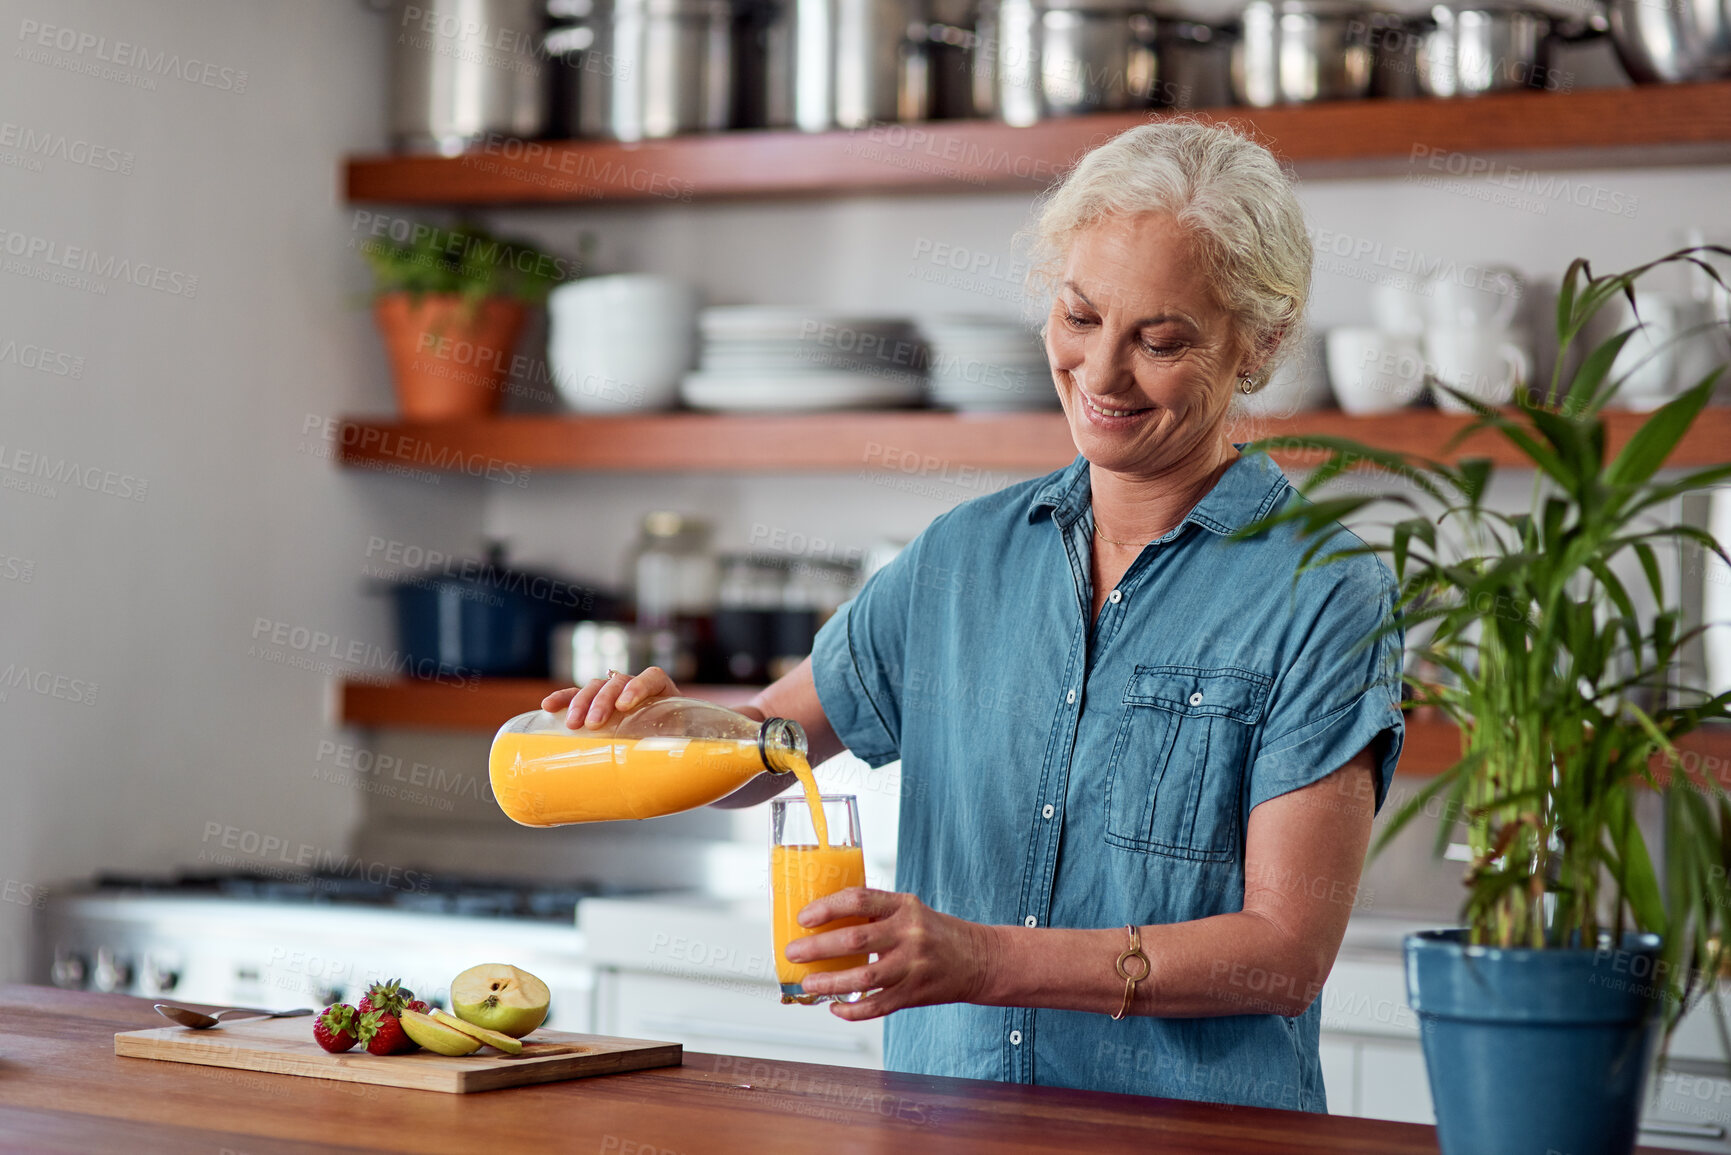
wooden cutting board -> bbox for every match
[115,1015,681,1093]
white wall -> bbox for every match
[0,0,488,981]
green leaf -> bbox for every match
[1569,327,1640,411]
[1606,376,1718,488]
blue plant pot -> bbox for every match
[1405,929,1663,1155]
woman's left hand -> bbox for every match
[784,889,999,1021]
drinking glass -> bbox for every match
[771,794,866,1005]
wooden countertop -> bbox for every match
[0,986,1692,1154]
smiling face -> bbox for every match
[1046,212,1253,479]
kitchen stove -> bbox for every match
[30,871,651,1034]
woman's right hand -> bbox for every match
[541,667,679,730]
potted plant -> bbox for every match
[1246,248,1731,1155]
[361,220,566,421]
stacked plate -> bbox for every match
[680,308,924,413]
[919,316,1057,412]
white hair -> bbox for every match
[1026,119,1312,387]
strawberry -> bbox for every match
[312,1004,359,1053]
[357,1008,417,1055]
[356,978,414,1018]
[405,998,429,1015]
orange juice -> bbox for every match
[771,842,867,1004]
[784,753,829,848]
[490,731,778,826]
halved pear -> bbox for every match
[398,1008,482,1056]
[431,1007,524,1055]
[450,963,550,1038]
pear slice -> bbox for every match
[398,1009,481,1056]
[431,1007,525,1055]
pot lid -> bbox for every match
[1239,0,1375,15]
[1028,0,1160,12]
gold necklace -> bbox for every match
[1093,523,1150,547]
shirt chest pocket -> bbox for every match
[1104,665,1271,862]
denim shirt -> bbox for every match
[810,449,1405,1113]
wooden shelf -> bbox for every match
[334,406,1731,475]
[339,681,1731,787]
[1401,718,1731,789]
[339,678,762,731]
[345,82,1731,206]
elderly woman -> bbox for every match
[548,120,1404,1113]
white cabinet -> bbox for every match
[596,968,883,1069]
[1639,1065,1731,1152]
[1318,1037,1358,1113]
[581,893,885,1069]
[1354,1039,1436,1124]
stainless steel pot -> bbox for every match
[752,0,926,131]
[976,0,1159,126]
[1609,0,1731,81]
[387,0,548,153]
[1231,0,1374,107]
[1363,10,1425,98]
[1153,18,1236,108]
[579,0,733,140]
[909,0,982,118]
[1416,5,1570,95]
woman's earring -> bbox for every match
[1239,374,1256,394]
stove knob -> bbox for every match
[92,948,133,993]
[142,955,181,996]
[50,950,87,989]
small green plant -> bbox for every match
[359,219,568,308]
[1243,247,1731,1040]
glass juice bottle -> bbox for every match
[489,696,808,826]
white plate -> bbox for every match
[699,351,901,373]
[680,371,923,413]
[701,308,916,341]
[930,393,1061,413]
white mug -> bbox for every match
[547,274,698,414]
[1596,290,1701,412]
[1325,328,1426,415]
[1369,281,1428,338]
[1428,265,1524,331]
[1426,326,1531,413]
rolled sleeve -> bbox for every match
[1250,563,1405,813]
[811,546,917,768]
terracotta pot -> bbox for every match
[373,293,528,421]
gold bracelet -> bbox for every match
[1112,925,1151,1021]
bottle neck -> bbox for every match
[757,717,808,774]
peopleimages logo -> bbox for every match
[0,227,197,297]
[0,336,83,378]
[0,443,148,500]
[16,19,249,93]
[0,120,133,174]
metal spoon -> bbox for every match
[155,1004,315,1029]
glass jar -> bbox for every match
[626,512,719,682]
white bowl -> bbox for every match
[548,275,698,414]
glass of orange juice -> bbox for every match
[771,794,867,1005]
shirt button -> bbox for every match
[1024,915,1037,927]
[1009,1030,1023,1046]
[1108,589,1123,604]
[1041,804,1055,819]
[1189,691,1204,706]
[1065,689,1076,705]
